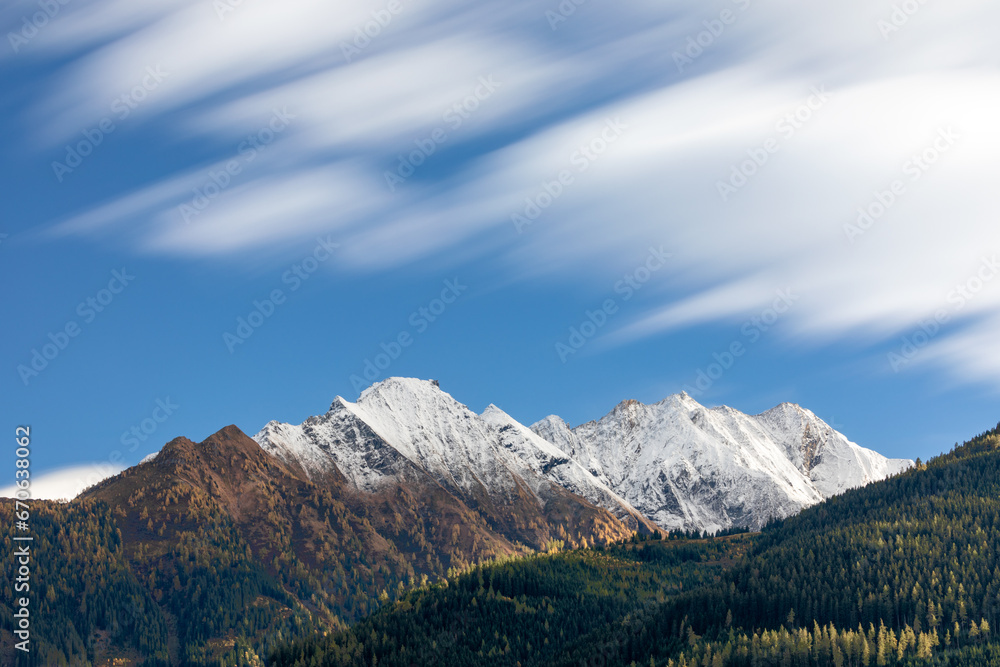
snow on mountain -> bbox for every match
[531,392,912,532]
[139,450,160,465]
[254,377,909,534]
[754,402,912,497]
[478,403,648,527]
[253,378,651,529]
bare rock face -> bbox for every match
[532,392,912,532]
[254,377,653,545]
[254,376,909,534]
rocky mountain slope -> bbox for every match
[254,377,656,536]
[531,392,912,531]
[254,377,909,533]
[71,419,634,664]
[254,378,912,533]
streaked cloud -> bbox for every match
[14,0,1000,386]
[0,463,126,501]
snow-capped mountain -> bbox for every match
[254,378,655,535]
[254,377,910,534]
[531,392,913,532]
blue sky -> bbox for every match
[2,0,999,498]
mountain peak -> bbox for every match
[327,396,352,413]
[533,414,570,429]
[358,376,444,400]
[614,398,644,411]
[481,403,508,418]
[654,391,704,411]
[756,402,823,432]
[156,425,266,466]
[760,401,813,417]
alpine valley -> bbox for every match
[7,377,971,667]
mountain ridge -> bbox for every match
[531,387,911,531]
[254,377,655,536]
[251,377,910,533]
[268,421,1000,667]
[4,378,923,665]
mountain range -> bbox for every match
[271,421,1000,667]
[253,377,911,533]
[0,377,913,665]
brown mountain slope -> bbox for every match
[78,423,636,663]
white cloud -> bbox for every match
[0,463,126,502]
[915,314,1000,388]
[21,0,1000,386]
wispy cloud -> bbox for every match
[0,463,126,501]
[15,0,1000,386]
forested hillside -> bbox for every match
[272,422,1000,667]
[0,499,168,666]
[1,424,633,666]
[602,421,1000,667]
[4,422,997,666]
[269,534,753,667]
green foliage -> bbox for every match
[8,422,1000,666]
[559,422,1000,667]
[273,422,1000,667]
[0,499,169,666]
[269,536,752,667]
